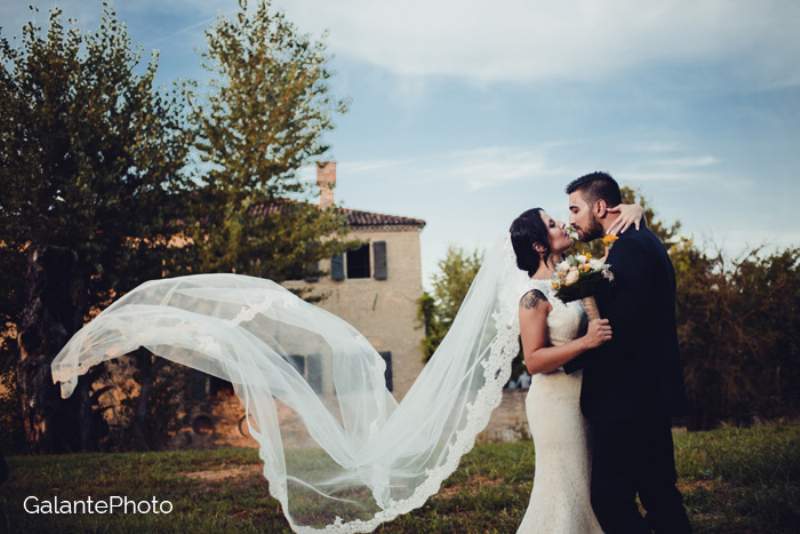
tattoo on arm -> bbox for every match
[520,289,547,310]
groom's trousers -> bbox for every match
[588,415,691,534]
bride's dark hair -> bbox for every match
[510,208,550,277]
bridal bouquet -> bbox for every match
[550,246,615,320]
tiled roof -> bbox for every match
[340,208,426,228]
[249,202,426,228]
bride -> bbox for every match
[510,207,618,533]
[51,201,642,533]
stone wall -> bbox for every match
[286,226,425,400]
[478,390,531,442]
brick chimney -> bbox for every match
[316,161,336,209]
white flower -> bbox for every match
[565,225,580,240]
[576,254,587,264]
[565,269,580,286]
[556,260,570,273]
[589,259,604,271]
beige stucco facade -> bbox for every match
[285,225,425,400]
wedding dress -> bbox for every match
[517,278,603,533]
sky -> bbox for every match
[3,0,799,285]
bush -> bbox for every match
[0,370,26,454]
[673,240,800,428]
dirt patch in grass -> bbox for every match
[181,464,262,482]
[435,474,503,499]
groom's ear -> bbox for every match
[593,198,609,219]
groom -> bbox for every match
[563,172,692,534]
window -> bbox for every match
[379,351,393,392]
[331,241,387,281]
[288,354,323,393]
[346,244,371,279]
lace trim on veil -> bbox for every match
[294,302,521,533]
[51,292,521,533]
[51,239,525,533]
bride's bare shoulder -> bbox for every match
[519,288,549,311]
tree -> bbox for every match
[0,3,194,451]
[417,247,483,362]
[672,240,800,429]
[1,0,356,453]
[187,0,351,280]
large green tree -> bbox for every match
[187,0,351,280]
[0,3,194,452]
[417,246,483,362]
[1,0,357,452]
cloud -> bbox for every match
[12,1,798,88]
[652,156,719,168]
[307,144,581,191]
[296,145,566,191]
[339,159,408,175]
[697,228,800,258]
[302,142,723,192]
[614,141,722,181]
[269,0,800,87]
[628,141,684,154]
[431,146,562,191]
[620,171,711,182]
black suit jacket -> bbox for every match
[563,223,689,421]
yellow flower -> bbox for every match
[585,252,592,260]
[581,263,592,272]
[602,234,619,247]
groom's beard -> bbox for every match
[580,218,605,242]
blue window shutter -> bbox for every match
[307,354,323,393]
[373,241,387,280]
[331,253,345,281]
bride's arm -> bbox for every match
[606,203,646,235]
[519,290,612,375]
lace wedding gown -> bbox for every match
[517,278,603,534]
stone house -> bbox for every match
[141,160,530,446]
[284,161,427,400]
[178,162,428,447]
[3,160,528,448]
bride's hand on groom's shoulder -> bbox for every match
[606,203,646,235]
[582,318,613,350]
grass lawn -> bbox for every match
[1,422,798,533]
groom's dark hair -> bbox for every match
[565,171,621,207]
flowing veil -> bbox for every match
[51,236,530,532]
